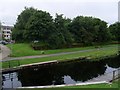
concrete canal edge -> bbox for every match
[17,81,109,88]
[2,54,118,74]
[2,57,87,73]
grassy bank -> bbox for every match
[7,43,93,57]
[7,43,118,57]
[2,45,118,68]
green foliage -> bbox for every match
[109,22,120,41]
[31,42,49,50]
[25,10,54,42]
[12,7,115,49]
[12,7,36,42]
[52,14,73,48]
[68,16,110,45]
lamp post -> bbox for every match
[118,1,120,56]
[0,21,1,51]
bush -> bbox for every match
[31,42,49,50]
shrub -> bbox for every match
[31,42,49,50]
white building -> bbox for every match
[1,25,13,40]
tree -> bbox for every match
[24,10,54,43]
[68,16,110,45]
[12,7,36,42]
[68,16,94,45]
[95,21,111,42]
[52,14,73,48]
[13,7,113,49]
[109,22,120,41]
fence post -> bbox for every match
[8,61,10,68]
[113,70,115,80]
[18,60,20,66]
[118,69,120,78]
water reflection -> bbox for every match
[106,56,120,68]
[3,55,120,88]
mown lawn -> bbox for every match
[7,43,118,57]
[2,45,118,68]
[7,43,94,57]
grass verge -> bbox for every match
[2,45,118,69]
[7,43,118,57]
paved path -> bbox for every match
[2,48,102,62]
[1,46,115,62]
[0,44,11,61]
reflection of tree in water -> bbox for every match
[105,56,120,68]
[18,58,114,86]
[18,67,54,86]
[18,64,65,86]
[62,60,106,82]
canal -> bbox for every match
[2,55,120,88]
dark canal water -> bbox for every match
[2,55,120,88]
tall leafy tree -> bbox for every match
[53,14,73,48]
[68,16,110,45]
[109,22,120,41]
[68,16,94,44]
[12,7,36,42]
[24,10,54,43]
[95,21,110,42]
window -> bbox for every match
[7,31,10,33]
[3,27,6,30]
[7,28,10,30]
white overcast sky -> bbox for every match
[0,0,119,26]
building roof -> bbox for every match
[1,25,13,29]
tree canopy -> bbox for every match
[12,7,118,49]
[68,16,111,45]
[109,22,120,41]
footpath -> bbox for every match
[0,44,10,61]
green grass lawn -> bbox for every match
[7,43,118,57]
[2,44,118,68]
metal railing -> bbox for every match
[112,68,120,81]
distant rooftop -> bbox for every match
[1,22,14,27]
[1,25,13,28]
